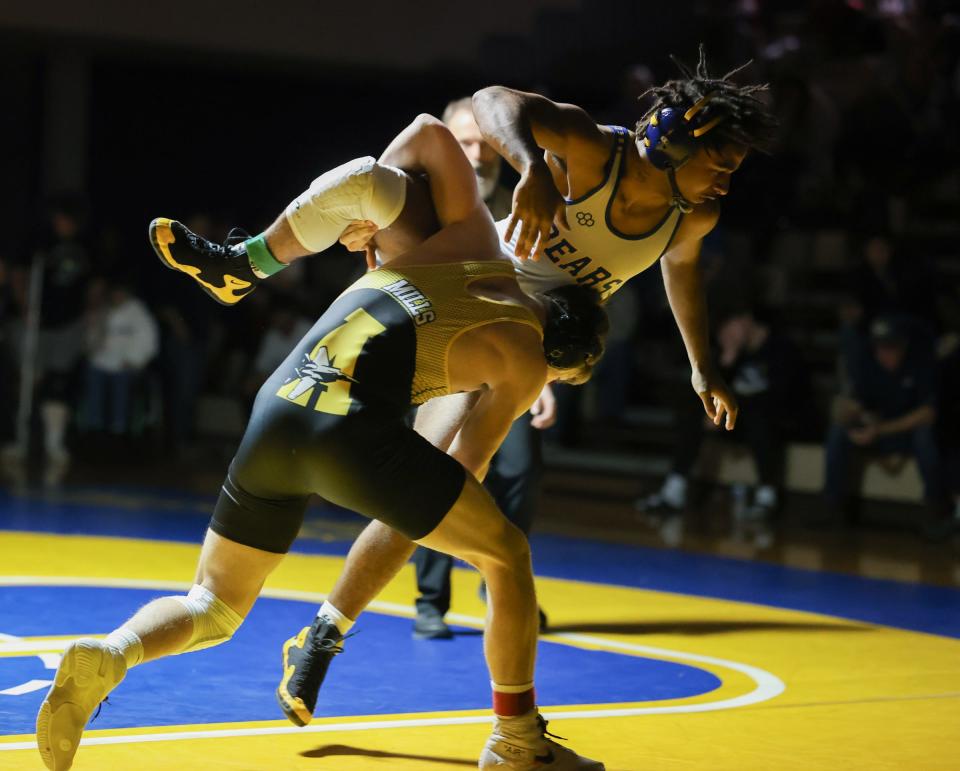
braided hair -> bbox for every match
[637,45,778,157]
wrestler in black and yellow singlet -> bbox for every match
[210,261,541,553]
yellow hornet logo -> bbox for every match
[285,347,356,401]
[276,308,386,415]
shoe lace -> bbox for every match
[91,696,110,723]
[537,714,567,742]
[184,227,250,259]
[310,629,356,657]
[224,227,252,249]
[294,629,356,699]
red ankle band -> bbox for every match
[492,687,536,717]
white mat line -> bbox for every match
[0,575,785,752]
[0,689,779,753]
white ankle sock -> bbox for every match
[103,627,144,668]
[493,708,542,749]
[318,601,354,636]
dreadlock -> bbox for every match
[637,45,778,156]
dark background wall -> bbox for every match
[1,0,706,256]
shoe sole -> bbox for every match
[36,640,117,771]
[480,743,607,770]
[275,630,312,727]
[148,217,252,307]
[413,628,454,640]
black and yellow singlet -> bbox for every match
[209,260,542,553]
[345,261,542,404]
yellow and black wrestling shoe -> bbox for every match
[149,218,258,306]
[276,615,345,726]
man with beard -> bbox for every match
[408,97,555,639]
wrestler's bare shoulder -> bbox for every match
[448,321,547,396]
[672,199,723,247]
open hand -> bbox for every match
[529,383,557,430]
[691,367,738,431]
[504,164,568,260]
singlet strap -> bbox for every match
[564,126,628,206]
[600,127,629,195]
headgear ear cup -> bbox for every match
[542,286,609,370]
[643,107,689,170]
[642,91,724,171]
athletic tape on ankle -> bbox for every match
[284,156,406,253]
[172,584,244,653]
[245,234,287,277]
[103,627,144,668]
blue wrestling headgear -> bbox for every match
[642,91,725,171]
[637,46,778,212]
[641,92,726,213]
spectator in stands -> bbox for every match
[11,196,93,486]
[928,288,960,538]
[243,302,312,407]
[0,256,17,448]
[152,212,220,458]
[848,231,937,329]
[824,314,946,523]
[593,285,639,423]
[83,278,159,435]
[637,306,808,522]
[933,338,960,538]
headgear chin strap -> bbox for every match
[641,91,725,212]
[665,168,694,214]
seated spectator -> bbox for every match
[934,341,960,538]
[637,306,808,522]
[243,303,313,406]
[0,255,16,446]
[83,279,159,435]
[929,289,960,538]
[848,231,936,329]
[824,314,946,522]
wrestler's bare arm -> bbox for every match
[413,392,480,452]
[660,203,738,430]
[379,114,486,230]
[471,87,608,174]
[471,86,609,260]
[446,324,547,480]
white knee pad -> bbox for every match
[172,584,244,653]
[285,156,407,254]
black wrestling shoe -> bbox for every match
[149,217,258,306]
[276,615,345,726]
[413,608,453,640]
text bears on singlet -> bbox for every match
[499,126,684,300]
